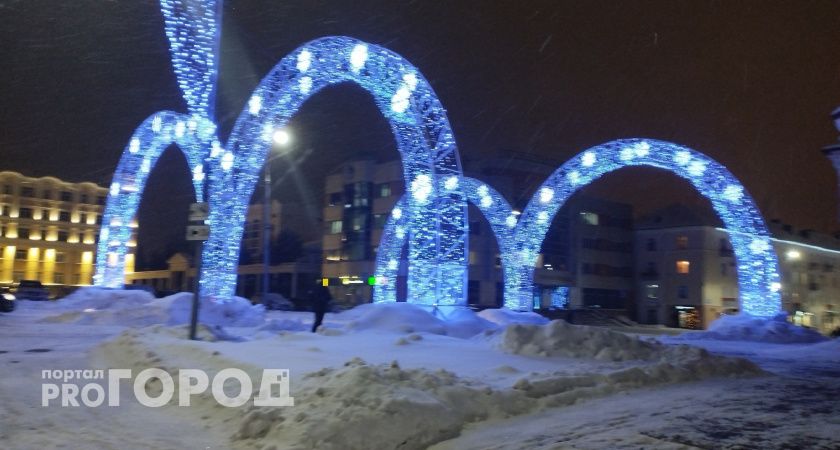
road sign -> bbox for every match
[189,202,209,222]
[186,225,210,241]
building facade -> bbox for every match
[635,206,840,334]
[0,171,115,290]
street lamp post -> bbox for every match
[261,128,291,302]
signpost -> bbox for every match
[187,202,209,340]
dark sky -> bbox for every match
[2,1,840,266]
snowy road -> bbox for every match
[2,298,839,450]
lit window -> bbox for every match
[329,221,343,234]
[676,260,690,274]
[580,211,599,226]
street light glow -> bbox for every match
[272,129,291,146]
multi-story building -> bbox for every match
[0,171,113,289]
[634,205,840,333]
[321,159,404,304]
[537,196,635,310]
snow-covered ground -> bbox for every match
[1,288,838,449]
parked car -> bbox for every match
[258,293,296,311]
[14,280,50,301]
[0,287,15,312]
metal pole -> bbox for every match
[189,240,203,340]
[262,158,272,302]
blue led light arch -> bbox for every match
[510,138,781,317]
[374,177,517,305]
[94,112,217,287]
[199,36,470,303]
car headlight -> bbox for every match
[2,293,15,301]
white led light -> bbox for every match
[539,187,554,204]
[296,49,312,72]
[349,44,368,72]
[248,95,262,115]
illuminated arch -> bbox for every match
[200,36,469,303]
[94,112,217,287]
[374,177,516,305]
[510,138,781,317]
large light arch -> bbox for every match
[199,36,469,304]
[509,138,781,317]
[94,112,217,287]
[374,177,516,305]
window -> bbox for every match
[58,231,68,242]
[54,273,64,284]
[60,191,73,202]
[18,207,32,219]
[80,194,88,204]
[21,187,34,197]
[3,185,11,195]
[55,252,66,263]
[676,260,690,274]
[328,192,342,206]
[352,215,366,232]
[646,238,657,251]
[329,220,343,234]
[378,183,392,198]
[676,236,688,249]
[42,190,51,199]
[678,285,688,299]
[580,211,599,226]
[15,249,27,260]
[645,284,659,299]
[18,228,29,239]
[59,211,71,222]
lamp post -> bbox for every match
[262,128,292,302]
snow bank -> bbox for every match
[341,303,498,338]
[167,293,265,327]
[232,358,533,450]
[435,307,499,339]
[675,313,827,344]
[56,287,155,310]
[496,320,661,361]
[478,308,549,326]
[38,289,265,328]
[344,302,447,334]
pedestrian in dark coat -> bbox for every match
[310,284,332,332]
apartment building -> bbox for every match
[0,171,112,288]
[635,205,840,333]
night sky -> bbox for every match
[2,1,840,267]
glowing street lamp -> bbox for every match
[262,127,293,302]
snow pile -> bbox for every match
[478,308,549,326]
[38,289,265,328]
[676,313,828,344]
[56,287,155,310]
[496,320,662,361]
[436,307,498,339]
[232,358,533,450]
[168,293,265,327]
[344,303,447,335]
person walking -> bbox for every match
[310,283,332,333]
